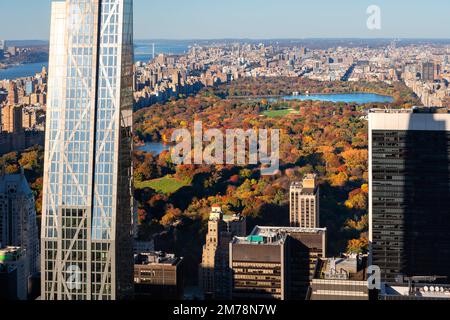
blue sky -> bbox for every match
[1,0,449,40]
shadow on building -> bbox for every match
[402,113,450,282]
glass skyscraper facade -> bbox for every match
[369,110,450,284]
[41,0,134,300]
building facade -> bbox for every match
[369,109,450,284]
[0,247,28,300]
[421,62,435,81]
[134,252,184,300]
[0,172,40,278]
[290,174,320,228]
[199,205,246,300]
[2,104,23,133]
[41,0,134,300]
[231,226,327,300]
[230,234,285,300]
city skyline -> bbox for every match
[2,0,450,305]
[1,0,450,40]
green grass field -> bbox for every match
[262,109,293,118]
[135,176,191,194]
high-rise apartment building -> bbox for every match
[7,82,18,106]
[421,62,435,81]
[0,171,40,278]
[41,0,134,300]
[2,104,23,133]
[199,205,246,300]
[290,174,320,228]
[230,226,327,300]
[369,108,450,284]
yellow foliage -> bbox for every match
[361,184,369,193]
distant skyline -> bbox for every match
[1,0,450,40]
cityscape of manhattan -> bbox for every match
[1,0,450,315]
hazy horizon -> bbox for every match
[5,37,450,43]
[1,0,449,40]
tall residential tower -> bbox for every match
[41,0,134,300]
[290,174,320,228]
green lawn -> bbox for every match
[262,109,293,118]
[135,175,190,194]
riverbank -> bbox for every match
[0,62,48,80]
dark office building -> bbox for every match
[230,235,285,300]
[369,109,450,284]
[0,264,18,300]
[230,226,327,300]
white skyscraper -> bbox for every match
[41,0,134,300]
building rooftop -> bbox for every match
[291,182,303,188]
[232,225,327,246]
[0,171,32,197]
[251,226,327,236]
[232,233,286,246]
[209,205,244,223]
[369,106,449,114]
[290,174,319,194]
[134,251,182,266]
[0,247,23,263]
[223,214,245,223]
[314,255,368,281]
[383,284,450,300]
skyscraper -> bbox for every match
[290,174,320,228]
[369,108,450,284]
[242,226,327,300]
[7,82,18,106]
[421,62,435,81]
[230,227,323,301]
[1,104,23,133]
[0,171,40,283]
[41,0,134,300]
